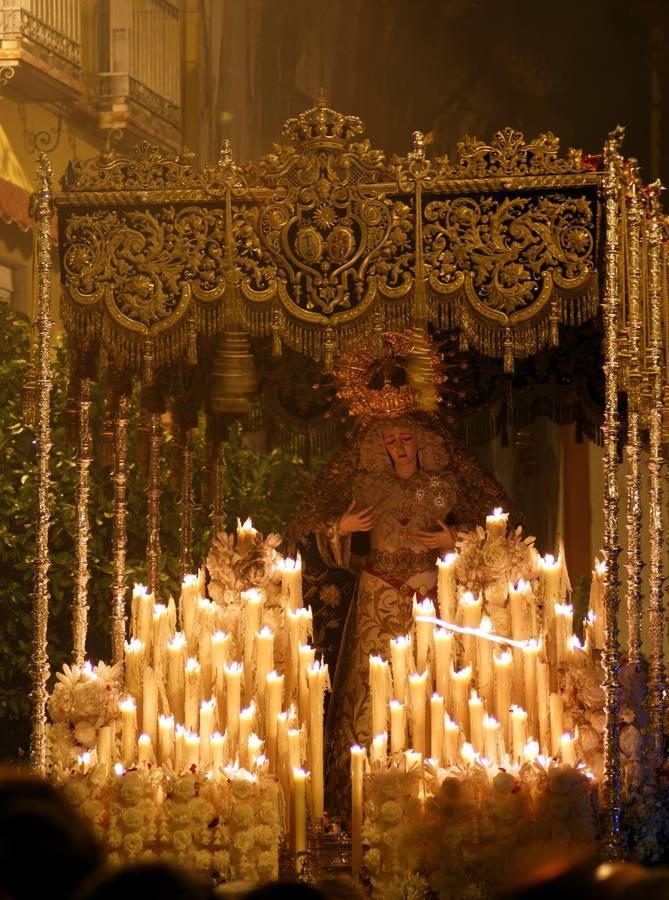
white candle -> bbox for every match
[158,714,175,767]
[255,626,275,712]
[175,724,185,771]
[287,607,313,701]
[536,655,551,755]
[211,731,225,778]
[239,703,256,768]
[523,739,540,765]
[430,694,445,765]
[185,730,200,770]
[405,749,423,773]
[291,767,308,856]
[408,670,429,756]
[413,596,436,674]
[483,714,500,765]
[437,553,457,622]
[371,732,388,768]
[197,599,216,695]
[550,692,564,757]
[561,731,577,766]
[265,671,284,771]
[509,580,532,641]
[133,585,154,656]
[390,634,413,704]
[212,631,231,729]
[486,507,509,540]
[541,554,561,634]
[241,588,264,677]
[468,690,484,752]
[434,629,454,700]
[200,698,216,768]
[510,705,528,763]
[119,697,137,767]
[389,700,406,754]
[522,639,540,737]
[298,644,316,725]
[236,516,258,555]
[588,560,606,649]
[152,603,169,676]
[287,727,302,771]
[124,638,145,710]
[248,733,264,768]
[280,555,303,611]
[184,658,201,732]
[476,617,495,712]
[458,593,482,668]
[444,715,460,765]
[97,724,111,772]
[494,649,513,745]
[351,746,365,876]
[450,663,472,737]
[554,603,574,667]
[307,660,330,822]
[179,574,198,645]
[369,656,391,738]
[137,733,153,765]
[166,632,186,724]
[142,666,158,747]
[224,662,243,754]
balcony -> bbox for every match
[0,0,82,100]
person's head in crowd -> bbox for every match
[75,861,217,900]
[242,882,326,899]
[315,876,367,900]
[0,766,102,900]
[593,863,669,899]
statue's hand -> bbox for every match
[338,500,374,535]
[414,520,455,551]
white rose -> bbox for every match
[72,680,107,721]
[48,683,72,723]
[73,721,98,749]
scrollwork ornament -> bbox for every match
[72,376,92,667]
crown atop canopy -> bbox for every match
[281,90,365,149]
[334,331,445,423]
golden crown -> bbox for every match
[334,331,444,422]
[282,91,364,149]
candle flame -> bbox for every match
[114,763,125,776]
[437,552,457,567]
[168,632,186,650]
[185,657,201,673]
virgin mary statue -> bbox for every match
[288,333,515,817]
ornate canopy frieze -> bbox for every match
[56,95,603,379]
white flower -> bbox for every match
[73,721,98,749]
[48,683,72,723]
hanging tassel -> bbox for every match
[272,306,283,358]
[187,314,198,365]
[323,326,335,374]
[101,394,115,467]
[503,327,515,374]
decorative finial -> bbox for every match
[316,87,327,108]
[219,139,233,168]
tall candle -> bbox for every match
[476,617,495,711]
[211,731,225,778]
[287,727,302,771]
[450,663,472,738]
[369,656,391,738]
[167,595,177,636]
[307,660,329,822]
[184,658,201,733]
[124,638,145,712]
[437,553,457,622]
[413,596,436,674]
[255,627,275,714]
[390,635,413,704]
[550,692,564,757]
[483,714,500,765]
[459,593,482,668]
[444,715,460,764]
[236,517,258,555]
[166,632,186,724]
[265,671,284,771]
[97,724,112,772]
[554,603,574,667]
[224,662,243,753]
[468,690,484,752]
[248,733,264,768]
[280,555,303,611]
[486,507,509,540]
[351,746,365,877]
[142,666,158,746]
[298,644,316,725]
[158,714,175,767]
[291,767,308,856]
[175,724,185,771]
[179,574,198,645]
[408,670,429,755]
[536,656,551,755]
[509,580,532,641]
[212,631,231,729]
[389,700,406,754]
[494,649,513,745]
[541,554,561,634]
[434,629,454,700]
[523,739,540,765]
[152,604,169,676]
[588,560,606,649]
[120,697,137,768]
[287,607,313,700]
[522,639,540,735]
[137,733,153,766]
[371,732,388,768]
[510,705,528,763]
[133,585,154,656]
[561,731,577,766]
[197,599,216,694]
[239,703,256,768]
[200,698,216,768]
[185,731,200,770]
[430,694,445,765]
[241,589,264,677]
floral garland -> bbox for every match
[454,525,541,598]
[55,764,283,886]
[363,760,597,900]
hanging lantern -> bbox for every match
[210,327,258,414]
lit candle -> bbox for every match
[255,626,275,711]
[239,703,256,768]
[437,553,457,622]
[444,715,460,765]
[166,632,186,724]
[450,663,472,737]
[509,580,532,641]
[152,603,169,676]
[405,749,423,773]
[137,732,153,766]
[241,588,264,678]
[142,666,158,747]
[468,690,484,752]
[523,739,540,765]
[197,599,216,695]
[97,724,112,772]
[298,644,316,725]
[408,670,429,756]
[389,700,406,754]
[175,724,185,771]
[550,692,564,757]
[158,714,175,767]
[460,742,477,766]
[351,746,365,876]
[133,584,154,656]
[588,560,606,649]
[486,507,509,540]
[236,517,258,555]
[371,732,388,768]
[522,639,540,737]
[211,731,225,778]
[287,727,302,771]
[430,694,445,765]
[434,629,454,700]
[265,671,284,771]
[560,731,577,766]
[413,596,436,674]
[167,595,177,636]
[369,656,391,738]
[390,635,413,704]
[280,554,303,611]
[493,649,513,745]
[536,655,551,755]
[179,574,198,645]
[248,733,264,768]
[119,697,137,767]
[185,730,200,770]
[124,638,145,711]
[212,631,231,728]
[541,554,561,634]
[554,603,574,667]
[224,662,243,753]
[287,607,313,700]
[483,714,500,765]
[307,660,330,822]
[291,767,308,856]
[510,705,528,763]
[458,593,482,668]
[476,617,495,712]
[184,658,201,733]
[200,698,216,768]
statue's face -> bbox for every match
[382,427,418,471]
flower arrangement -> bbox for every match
[454,525,541,599]
[55,763,283,885]
[48,662,121,768]
[363,760,596,900]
